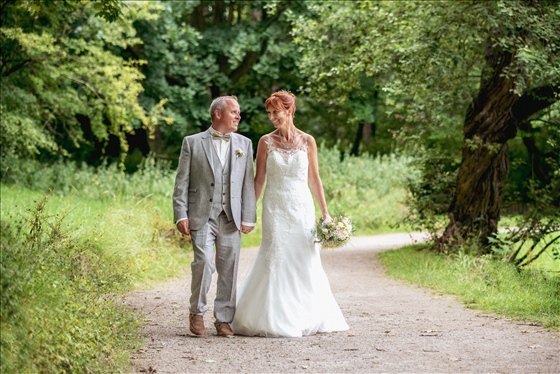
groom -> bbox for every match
[173,95,257,337]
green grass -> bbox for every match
[1,184,192,373]
[379,245,560,329]
[0,151,414,371]
[319,148,416,234]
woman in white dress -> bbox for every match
[231,91,349,337]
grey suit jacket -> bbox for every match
[172,129,257,231]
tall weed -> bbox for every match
[3,151,415,236]
[2,156,176,201]
[1,196,139,373]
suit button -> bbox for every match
[211,183,214,186]
[209,199,212,202]
[223,202,226,205]
[223,193,225,195]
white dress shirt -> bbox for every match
[209,127,231,167]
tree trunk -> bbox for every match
[190,3,205,31]
[212,0,225,26]
[350,123,364,157]
[437,43,559,253]
[437,47,518,253]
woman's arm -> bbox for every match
[307,134,329,220]
[254,135,268,200]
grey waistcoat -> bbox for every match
[209,145,233,221]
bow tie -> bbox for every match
[211,132,231,142]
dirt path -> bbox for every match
[126,234,559,373]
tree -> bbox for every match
[128,0,310,159]
[0,0,166,166]
[128,0,395,161]
[293,0,560,253]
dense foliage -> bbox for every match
[1,0,556,266]
[1,1,558,369]
[1,0,405,169]
[0,1,170,167]
[292,0,560,253]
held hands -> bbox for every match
[178,220,254,235]
[240,225,254,234]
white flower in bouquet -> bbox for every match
[314,213,354,249]
[335,229,348,241]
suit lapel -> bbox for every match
[229,134,238,176]
[201,130,215,174]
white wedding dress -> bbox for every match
[231,135,349,337]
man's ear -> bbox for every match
[214,109,222,120]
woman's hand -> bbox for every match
[240,225,254,234]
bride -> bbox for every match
[231,91,349,337]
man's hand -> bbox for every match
[240,225,254,234]
[176,219,190,237]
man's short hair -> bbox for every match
[210,96,238,122]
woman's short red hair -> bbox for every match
[265,91,296,115]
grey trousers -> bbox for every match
[189,212,241,324]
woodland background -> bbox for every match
[1,1,558,372]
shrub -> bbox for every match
[318,146,418,233]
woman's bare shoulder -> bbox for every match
[301,132,316,146]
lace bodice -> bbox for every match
[259,132,315,273]
[265,131,307,157]
[264,132,308,188]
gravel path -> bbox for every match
[126,233,559,373]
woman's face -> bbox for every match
[267,106,291,128]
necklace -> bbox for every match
[279,130,296,150]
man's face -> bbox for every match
[215,99,241,134]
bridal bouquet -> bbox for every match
[315,214,353,249]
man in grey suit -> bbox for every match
[173,96,257,337]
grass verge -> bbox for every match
[0,185,192,372]
[378,244,560,329]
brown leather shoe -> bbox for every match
[189,314,206,336]
[215,322,234,337]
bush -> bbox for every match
[1,155,176,201]
[318,146,418,233]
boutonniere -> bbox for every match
[236,148,245,158]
